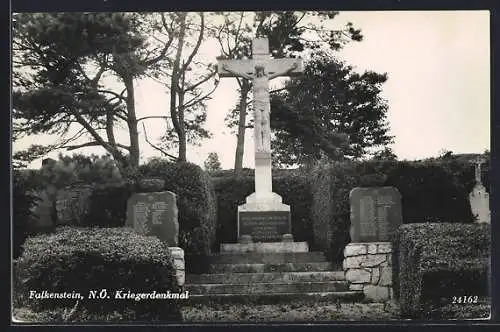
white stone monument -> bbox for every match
[217,38,303,242]
[469,157,490,224]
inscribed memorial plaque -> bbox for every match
[349,187,402,242]
[239,211,291,242]
[126,191,179,246]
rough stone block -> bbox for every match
[367,244,378,254]
[379,266,392,286]
[345,268,371,284]
[360,254,386,268]
[343,256,364,269]
[344,243,367,257]
[371,267,380,284]
[282,234,294,243]
[377,242,392,254]
[363,285,390,302]
[176,269,185,287]
[349,284,364,291]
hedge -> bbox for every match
[139,160,217,255]
[84,182,135,227]
[394,223,491,319]
[310,161,359,263]
[13,170,42,259]
[309,157,488,264]
[13,227,182,322]
[211,170,312,247]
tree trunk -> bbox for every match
[234,79,251,170]
[124,76,140,168]
[177,91,187,162]
[169,13,187,163]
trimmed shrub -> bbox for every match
[84,182,134,227]
[212,170,312,247]
[310,161,358,264]
[139,160,217,256]
[385,162,475,223]
[394,223,491,319]
[13,170,41,259]
[14,227,182,322]
[212,174,254,245]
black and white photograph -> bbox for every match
[11,10,492,323]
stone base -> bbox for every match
[342,242,393,302]
[238,192,291,242]
[169,247,185,287]
[220,242,308,254]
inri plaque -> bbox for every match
[349,187,402,242]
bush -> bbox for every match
[14,227,182,322]
[310,161,358,263]
[13,170,41,259]
[212,170,312,247]
[394,223,491,319]
[84,182,134,227]
[385,162,475,223]
[139,160,217,256]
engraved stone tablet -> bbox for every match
[239,211,291,242]
[126,191,179,246]
[350,187,402,242]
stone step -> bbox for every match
[208,262,332,273]
[186,271,345,284]
[220,242,308,253]
[204,252,327,264]
[184,291,364,305]
[186,281,350,295]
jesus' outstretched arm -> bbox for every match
[220,64,253,80]
[268,62,299,80]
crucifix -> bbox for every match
[470,156,486,186]
[217,38,303,200]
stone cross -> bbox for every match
[217,38,303,199]
[470,156,486,185]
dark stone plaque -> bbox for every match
[126,191,179,246]
[349,187,402,242]
[238,211,291,242]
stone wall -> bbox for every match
[170,247,185,288]
[343,242,393,302]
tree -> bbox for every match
[12,12,217,172]
[216,11,363,169]
[147,12,218,163]
[270,52,393,168]
[372,147,398,161]
[12,12,174,174]
[204,152,222,173]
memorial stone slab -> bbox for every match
[55,185,93,225]
[239,210,291,242]
[349,187,402,242]
[126,191,179,247]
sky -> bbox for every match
[12,10,491,170]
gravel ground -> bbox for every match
[181,301,401,322]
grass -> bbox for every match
[12,301,401,323]
[181,301,401,322]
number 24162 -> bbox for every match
[452,296,479,304]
